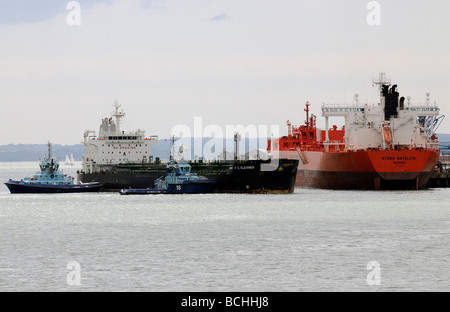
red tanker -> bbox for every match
[268,74,441,190]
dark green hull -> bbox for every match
[77,159,298,193]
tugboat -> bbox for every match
[5,142,102,194]
[120,161,216,195]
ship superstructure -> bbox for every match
[269,73,442,190]
[82,100,158,173]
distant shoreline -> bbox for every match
[0,137,278,162]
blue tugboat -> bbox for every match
[5,142,102,194]
[120,161,217,195]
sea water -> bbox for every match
[0,162,449,292]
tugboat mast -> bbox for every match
[47,141,53,161]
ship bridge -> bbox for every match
[81,101,159,173]
[319,77,441,151]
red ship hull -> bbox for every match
[279,149,440,190]
[271,78,441,191]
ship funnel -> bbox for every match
[399,97,405,110]
[382,84,400,121]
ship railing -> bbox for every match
[427,141,440,150]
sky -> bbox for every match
[1,0,450,145]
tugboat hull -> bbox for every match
[120,179,217,195]
[5,181,103,194]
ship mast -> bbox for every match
[112,100,125,134]
[372,72,391,95]
[47,141,53,161]
[305,101,311,129]
[170,135,176,161]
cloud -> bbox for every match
[208,13,229,22]
[0,0,113,24]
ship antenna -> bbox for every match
[170,135,176,162]
[47,141,53,161]
[426,92,431,106]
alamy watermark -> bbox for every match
[67,1,81,26]
[170,117,280,171]
[66,261,81,286]
[366,261,381,286]
[65,1,379,27]
[367,1,381,26]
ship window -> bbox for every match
[133,136,137,140]
[113,136,117,140]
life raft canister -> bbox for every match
[383,123,392,145]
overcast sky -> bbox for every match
[1,0,449,145]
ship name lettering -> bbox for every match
[396,156,415,161]
[382,156,415,161]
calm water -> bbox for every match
[0,162,449,292]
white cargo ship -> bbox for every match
[81,100,159,174]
